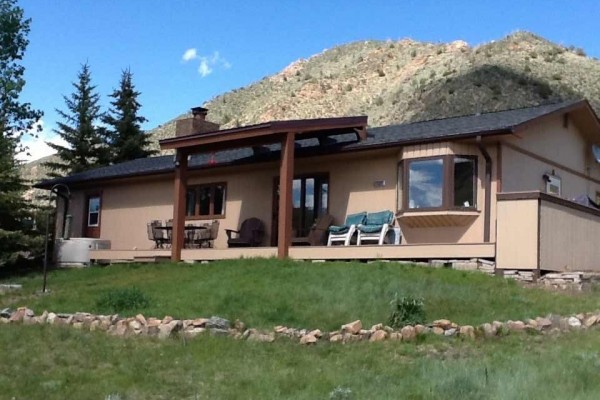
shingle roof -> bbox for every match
[36,99,585,188]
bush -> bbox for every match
[96,287,150,313]
[388,293,425,328]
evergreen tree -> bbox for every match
[44,63,109,176]
[104,69,155,163]
[0,0,43,267]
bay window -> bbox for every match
[400,155,477,211]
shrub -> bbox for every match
[388,293,425,328]
[374,96,384,106]
[377,68,385,77]
[410,49,417,58]
[96,287,150,313]
[575,47,587,57]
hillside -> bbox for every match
[22,31,600,192]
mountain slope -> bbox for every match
[22,31,600,191]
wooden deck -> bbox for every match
[89,243,495,263]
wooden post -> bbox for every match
[277,132,295,259]
[171,150,188,262]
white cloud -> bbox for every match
[17,120,69,163]
[182,48,198,62]
[182,49,231,78]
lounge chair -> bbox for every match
[327,212,367,246]
[226,218,265,247]
[194,220,220,248]
[292,214,334,246]
[357,210,395,245]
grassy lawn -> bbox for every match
[3,259,600,399]
[2,259,600,330]
[2,324,600,399]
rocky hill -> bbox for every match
[22,31,600,193]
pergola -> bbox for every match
[159,115,368,261]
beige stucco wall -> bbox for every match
[539,200,600,272]
[495,198,539,270]
[501,115,600,199]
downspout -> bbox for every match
[476,136,492,243]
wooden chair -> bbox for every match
[292,214,334,246]
[226,218,265,247]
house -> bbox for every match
[37,99,600,275]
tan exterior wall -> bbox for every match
[501,115,600,199]
[539,200,600,272]
[496,198,539,270]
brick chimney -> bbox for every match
[175,106,220,137]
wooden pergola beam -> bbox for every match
[171,149,188,262]
[277,132,295,259]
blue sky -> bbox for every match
[17,0,600,161]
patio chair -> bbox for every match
[195,220,220,248]
[226,218,265,247]
[146,220,167,248]
[292,214,334,246]
[357,210,395,245]
[327,211,367,246]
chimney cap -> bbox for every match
[191,106,208,115]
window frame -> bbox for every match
[87,195,101,227]
[399,155,478,212]
[185,182,227,220]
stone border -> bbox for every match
[2,307,599,344]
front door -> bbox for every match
[84,194,101,238]
[271,174,329,246]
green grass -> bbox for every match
[2,324,600,399]
[2,259,600,330]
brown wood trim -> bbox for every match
[83,191,102,238]
[277,132,295,259]
[503,142,600,186]
[496,142,503,192]
[171,150,188,262]
[185,182,227,219]
[497,190,600,218]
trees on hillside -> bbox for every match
[0,0,43,267]
[44,63,110,177]
[104,69,155,163]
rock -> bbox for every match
[147,318,161,327]
[507,321,525,332]
[0,317,9,324]
[112,320,128,336]
[444,328,457,337]
[383,325,394,333]
[342,333,362,343]
[369,330,388,342]
[536,317,552,330]
[162,316,173,324]
[370,323,383,332]
[584,315,598,328]
[415,324,427,335]
[47,312,57,324]
[329,334,343,343]
[129,320,142,331]
[433,319,452,329]
[389,332,402,341]
[300,334,318,345]
[209,328,229,337]
[233,319,245,332]
[135,314,147,325]
[526,319,538,329]
[184,327,206,338]
[158,320,182,339]
[481,323,495,338]
[206,316,230,330]
[400,325,416,341]
[247,332,275,343]
[459,325,475,339]
[0,308,12,318]
[274,325,287,333]
[90,320,100,331]
[432,327,444,335]
[308,329,322,338]
[341,320,362,334]
[9,308,25,322]
[73,322,84,330]
[192,318,209,327]
[567,317,581,329]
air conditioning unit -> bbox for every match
[55,238,111,267]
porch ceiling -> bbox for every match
[159,116,368,154]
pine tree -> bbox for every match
[0,0,44,267]
[44,63,109,177]
[104,69,155,163]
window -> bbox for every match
[401,155,477,210]
[87,196,101,227]
[186,183,226,219]
[292,176,329,237]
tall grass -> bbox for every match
[3,259,600,330]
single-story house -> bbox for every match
[38,99,600,274]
